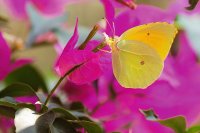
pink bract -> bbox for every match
[55,19,109,84]
[0,33,31,80]
[0,116,14,133]
[2,0,67,19]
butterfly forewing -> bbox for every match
[120,22,178,60]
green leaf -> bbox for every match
[35,111,56,133]
[186,0,200,10]
[70,102,86,113]
[141,109,187,133]
[16,103,36,110]
[0,97,18,108]
[159,116,186,133]
[5,65,48,93]
[69,120,103,133]
[53,118,78,133]
[0,105,16,118]
[51,107,93,122]
[187,125,200,133]
[51,108,78,120]
[0,98,35,110]
[0,83,38,99]
[0,98,36,118]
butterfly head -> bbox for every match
[103,32,120,50]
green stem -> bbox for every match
[79,24,99,50]
[43,64,83,107]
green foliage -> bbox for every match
[5,65,48,93]
[0,105,16,118]
[0,98,35,118]
[14,106,103,133]
[69,120,103,133]
[35,111,56,133]
[70,102,87,113]
[51,108,78,120]
[0,83,39,98]
[0,83,38,118]
[187,125,200,133]
[159,116,186,133]
[141,109,187,133]
[53,118,78,133]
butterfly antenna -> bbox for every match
[104,18,115,37]
[112,22,116,38]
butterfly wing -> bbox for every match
[120,22,178,60]
[112,40,163,88]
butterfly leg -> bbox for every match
[97,48,112,53]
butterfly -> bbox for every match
[104,22,178,89]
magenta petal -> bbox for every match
[101,0,115,36]
[15,96,38,104]
[62,18,79,51]
[169,0,200,15]
[68,53,102,84]
[0,71,9,80]
[54,43,63,56]
[31,0,66,15]
[101,0,115,23]
[176,32,197,66]
[98,66,113,102]
[114,5,176,35]
[64,81,98,110]
[0,116,13,133]
[135,5,176,24]
[55,49,102,83]
[84,40,100,51]
[10,59,32,72]
[4,0,67,19]
[110,0,136,9]
[0,33,11,69]
[55,18,79,76]
[4,0,27,18]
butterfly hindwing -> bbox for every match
[112,40,163,88]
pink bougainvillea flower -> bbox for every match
[55,19,108,84]
[2,0,67,19]
[0,116,14,133]
[101,0,176,36]
[0,33,31,80]
[0,96,39,133]
[2,0,90,19]
[63,81,98,110]
[169,0,200,15]
[115,5,176,35]
[110,0,137,9]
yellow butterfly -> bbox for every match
[105,22,178,89]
